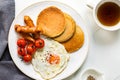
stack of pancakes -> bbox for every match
[36,6,84,53]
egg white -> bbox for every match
[32,36,70,79]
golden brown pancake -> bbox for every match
[53,13,76,42]
[36,6,65,38]
[61,25,84,53]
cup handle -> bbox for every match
[86,2,94,9]
[86,0,97,9]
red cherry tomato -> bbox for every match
[17,38,26,48]
[17,47,26,56]
[35,38,45,49]
[26,43,36,55]
[23,54,32,62]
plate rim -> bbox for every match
[8,1,89,80]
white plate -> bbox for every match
[8,1,89,80]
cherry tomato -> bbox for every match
[17,47,26,56]
[26,43,36,55]
[17,38,26,48]
[35,38,45,49]
[23,54,32,62]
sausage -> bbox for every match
[21,33,35,42]
[24,16,40,39]
[15,25,36,33]
[24,15,35,27]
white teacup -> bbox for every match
[88,0,120,31]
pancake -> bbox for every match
[61,25,84,53]
[53,13,76,42]
[36,6,65,38]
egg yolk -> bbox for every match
[47,54,60,64]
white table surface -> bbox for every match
[15,0,120,80]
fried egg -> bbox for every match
[32,36,69,79]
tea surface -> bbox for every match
[97,2,120,26]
